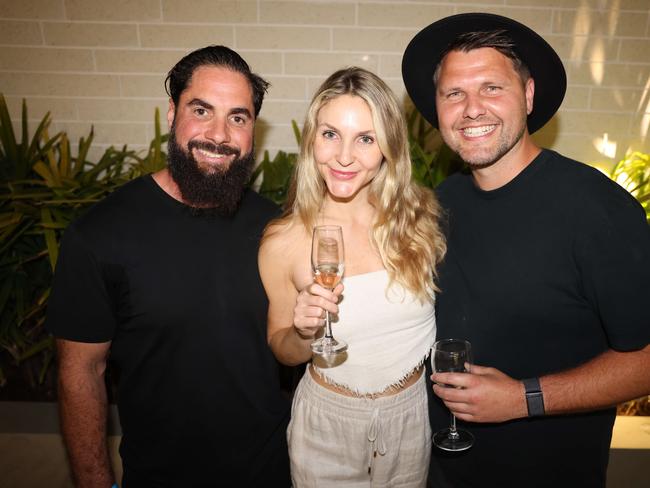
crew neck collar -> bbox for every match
[470,149,550,200]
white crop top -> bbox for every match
[313,269,436,395]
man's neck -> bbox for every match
[471,136,541,191]
[152,168,184,203]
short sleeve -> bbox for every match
[45,223,117,343]
[575,180,650,351]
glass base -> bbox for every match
[433,428,474,452]
[311,337,347,356]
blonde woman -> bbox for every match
[259,67,446,486]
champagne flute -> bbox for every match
[310,225,347,355]
[432,339,474,451]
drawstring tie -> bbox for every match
[367,407,387,478]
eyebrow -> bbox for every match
[186,99,253,119]
[230,107,253,119]
[319,123,375,135]
[187,98,213,109]
[437,83,463,93]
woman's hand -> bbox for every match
[293,282,343,339]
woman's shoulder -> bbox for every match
[259,217,312,289]
[261,217,308,256]
[264,216,301,240]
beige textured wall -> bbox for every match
[1,0,649,167]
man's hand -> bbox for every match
[432,344,650,423]
[431,364,527,423]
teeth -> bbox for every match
[197,148,225,158]
[462,125,496,137]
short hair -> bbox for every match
[433,30,531,85]
[165,45,269,117]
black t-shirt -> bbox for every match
[429,150,650,488]
[46,176,290,486]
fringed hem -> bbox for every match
[312,345,433,398]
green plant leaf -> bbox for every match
[0,219,33,256]
[18,335,53,362]
[74,128,94,176]
[255,149,296,205]
[20,99,29,160]
[32,161,57,187]
[38,347,54,384]
[608,150,650,223]
[292,119,301,146]
[25,113,55,170]
[0,275,13,320]
[0,212,21,229]
[0,93,19,175]
[40,207,58,271]
[59,133,70,177]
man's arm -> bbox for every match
[57,338,114,487]
[431,343,650,423]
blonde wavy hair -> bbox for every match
[277,67,446,300]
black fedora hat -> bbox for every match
[402,12,566,134]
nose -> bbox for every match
[336,139,355,167]
[204,117,230,145]
[462,92,487,120]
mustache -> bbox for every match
[187,140,240,157]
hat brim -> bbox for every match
[401,13,566,134]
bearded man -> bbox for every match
[46,46,291,487]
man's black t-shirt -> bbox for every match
[429,150,650,488]
[47,176,290,486]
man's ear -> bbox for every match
[167,99,175,129]
[525,78,535,115]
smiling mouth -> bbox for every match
[195,148,231,160]
[330,168,357,180]
[188,140,239,163]
[461,125,497,138]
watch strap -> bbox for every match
[523,377,545,417]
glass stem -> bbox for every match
[324,310,333,339]
[449,414,460,439]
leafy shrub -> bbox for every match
[610,150,650,223]
[0,95,167,397]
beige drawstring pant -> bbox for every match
[288,369,431,487]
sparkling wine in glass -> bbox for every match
[310,225,347,356]
[432,339,474,451]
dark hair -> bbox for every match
[165,45,270,117]
[433,30,531,85]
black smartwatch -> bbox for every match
[523,377,545,417]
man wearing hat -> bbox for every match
[403,13,650,488]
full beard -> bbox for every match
[167,129,255,218]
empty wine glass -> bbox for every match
[432,339,474,451]
[310,225,347,355]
